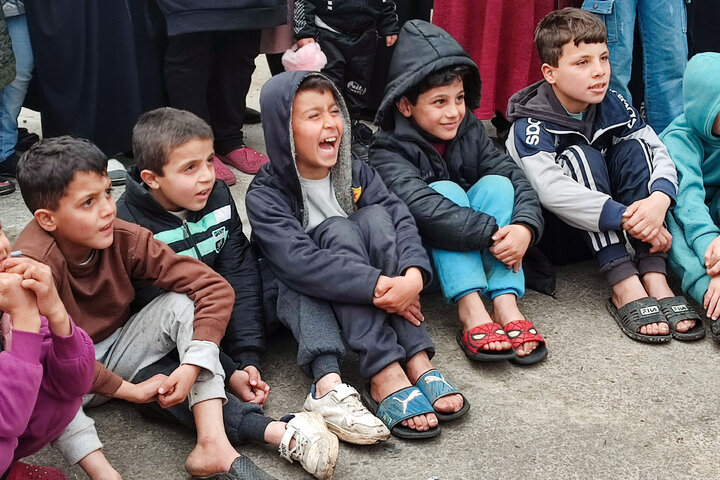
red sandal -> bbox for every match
[456,322,516,362]
[6,462,67,480]
[503,320,548,365]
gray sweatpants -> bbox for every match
[52,292,226,465]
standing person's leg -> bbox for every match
[316,29,346,95]
[210,29,269,174]
[163,32,213,122]
[637,0,688,133]
[428,180,514,359]
[583,0,638,103]
[341,29,376,121]
[0,14,33,177]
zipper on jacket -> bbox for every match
[182,219,203,260]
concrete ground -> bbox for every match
[3,63,720,480]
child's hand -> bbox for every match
[704,274,720,321]
[385,35,398,47]
[621,192,671,242]
[243,365,270,405]
[490,224,532,272]
[396,298,424,326]
[297,38,315,48]
[373,268,424,314]
[0,272,40,333]
[0,225,10,263]
[705,235,720,275]
[157,364,201,408]
[1,257,69,335]
[647,226,672,254]
[115,374,168,404]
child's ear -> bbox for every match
[541,63,556,84]
[396,97,413,118]
[34,209,58,232]
[140,169,161,190]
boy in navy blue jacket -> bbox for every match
[116,107,339,480]
[246,71,469,440]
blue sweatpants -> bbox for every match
[429,175,525,303]
[557,139,667,284]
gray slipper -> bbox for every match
[193,456,278,480]
[107,158,126,186]
[606,297,671,343]
[657,296,705,341]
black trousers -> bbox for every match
[164,30,261,155]
[317,27,377,119]
[312,206,435,379]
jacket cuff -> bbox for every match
[50,321,88,359]
[599,198,626,232]
[650,178,677,206]
[9,329,43,363]
[237,350,261,371]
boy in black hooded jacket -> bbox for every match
[369,20,548,365]
[247,71,469,440]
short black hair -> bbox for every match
[296,74,339,102]
[133,107,213,175]
[401,65,474,105]
[535,8,607,67]
[17,136,108,212]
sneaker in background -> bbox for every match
[213,155,237,186]
[304,383,390,445]
[0,176,15,195]
[107,158,127,186]
[219,146,269,175]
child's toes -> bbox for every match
[426,413,438,428]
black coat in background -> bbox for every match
[25,0,166,155]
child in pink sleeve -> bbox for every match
[0,220,95,478]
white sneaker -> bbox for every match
[279,411,338,480]
[303,383,390,445]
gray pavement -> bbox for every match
[4,64,720,480]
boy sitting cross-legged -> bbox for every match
[8,136,314,480]
[115,107,338,480]
[505,8,703,343]
[246,71,469,440]
[369,20,547,364]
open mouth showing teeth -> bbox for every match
[319,137,337,150]
[590,84,605,89]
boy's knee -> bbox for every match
[478,175,514,203]
[312,215,360,247]
[351,204,392,227]
[429,180,468,205]
[560,144,605,168]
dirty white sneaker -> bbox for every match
[303,383,390,445]
[279,411,338,480]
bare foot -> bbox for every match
[370,362,437,431]
[493,293,539,357]
[315,372,342,397]
[457,292,511,352]
[642,272,695,332]
[185,440,239,477]
[612,275,669,335]
[405,351,464,415]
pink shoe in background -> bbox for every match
[219,147,269,175]
[6,462,68,480]
[213,155,236,186]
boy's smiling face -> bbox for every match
[292,88,344,180]
[36,171,116,263]
[397,78,466,141]
[542,41,610,114]
[141,138,216,212]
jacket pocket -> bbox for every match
[581,0,617,44]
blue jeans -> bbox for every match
[583,0,687,134]
[0,14,33,162]
[429,176,525,303]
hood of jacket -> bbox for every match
[375,19,481,130]
[256,70,354,227]
[683,52,720,141]
[506,80,598,139]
